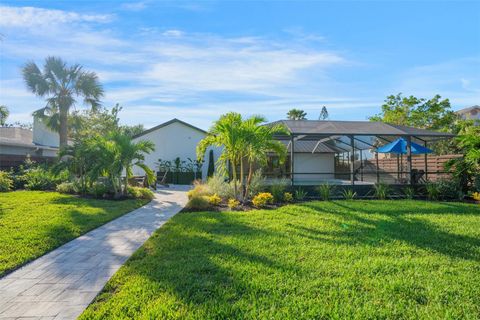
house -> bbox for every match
[456,105,480,122]
[0,116,59,170]
[131,118,221,183]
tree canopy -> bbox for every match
[287,109,307,120]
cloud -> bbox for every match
[121,1,147,11]
[0,6,113,29]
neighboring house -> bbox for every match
[456,105,480,122]
[0,116,59,170]
[131,118,221,182]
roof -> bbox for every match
[270,120,455,140]
[278,140,341,153]
[456,105,480,114]
[0,127,58,151]
[132,118,207,139]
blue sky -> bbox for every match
[1,1,479,129]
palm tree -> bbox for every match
[0,105,9,125]
[242,116,287,199]
[22,57,104,147]
[287,108,307,120]
[197,112,245,198]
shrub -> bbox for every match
[425,182,440,201]
[270,178,288,203]
[472,192,480,201]
[294,188,308,201]
[207,193,222,206]
[0,171,13,192]
[206,174,233,198]
[228,198,241,210]
[373,183,390,200]
[342,188,356,200]
[128,186,154,200]
[89,182,110,198]
[248,170,266,199]
[403,187,415,200]
[23,167,58,190]
[252,192,274,208]
[56,182,77,194]
[317,183,335,201]
[187,181,211,199]
[283,192,293,202]
[437,179,463,200]
[185,195,211,211]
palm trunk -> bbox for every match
[244,162,254,200]
[231,159,238,199]
[59,108,68,148]
[239,158,245,202]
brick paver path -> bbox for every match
[0,186,189,319]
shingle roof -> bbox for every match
[133,118,206,139]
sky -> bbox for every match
[1,0,479,130]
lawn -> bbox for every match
[80,200,480,319]
[0,191,148,276]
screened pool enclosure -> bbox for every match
[264,120,456,186]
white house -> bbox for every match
[131,118,221,181]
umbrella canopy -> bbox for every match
[376,137,433,154]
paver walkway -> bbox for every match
[0,186,189,320]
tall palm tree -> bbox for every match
[287,108,307,120]
[22,57,104,147]
[242,116,287,199]
[197,112,245,198]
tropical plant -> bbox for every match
[0,105,9,125]
[0,171,13,192]
[22,57,104,147]
[425,181,440,201]
[283,192,293,202]
[127,186,154,200]
[342,188,357,200]
[270,178,288,203]
[403,186,415,200]
[287,108,307,120]
[247,170,266,199]
[207,149,215,177]
[373,183,390,200]
[252,192,274,208]
[317,183,335,201]
[472,192,480,201]
[207,194,222,206]
[187,181,211,200]
[228,198,241,210]
[294,188,308,201]
[56,182,77,194]
[185,194,211,211]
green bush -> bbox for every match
[283,192,293,202]
[89,182,110,198]
[0,171,13,192]
[207,193,222,206]
[373,183,390,200]
[188,181,211,199]
[317,183,335,201]
[128,186,154,200]
[342,188,357,200]
[185,195,211,211]
[228,198,241,210]
[23,167,58,190]
[403,187,415,200]
[294,188,308,201]
[56,182,77,194]
[247,170,266,199]
[206,174,234,199]
[269,178,288,203]
[425,182,440,201]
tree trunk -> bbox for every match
[239,158,245,202]
[231,159,238,199]
[244,162,254,200]
[59,108,68,148]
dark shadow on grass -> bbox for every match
[296,201,480,261]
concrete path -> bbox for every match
[0,186,189,320]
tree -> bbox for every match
[207,149,215,177]
[287,108,307,120]
[319,106,329,120]
[369,93,456,131]
[23,57,104,147]
[120,124,145,137]
[0,105,9,125]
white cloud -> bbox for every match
[0,6,113,29]
[121,1,147,11]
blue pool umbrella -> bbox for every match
[376,138,433,154]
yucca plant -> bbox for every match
[373,183,390,200]
[317,183,335,201]
[342,188,357,200]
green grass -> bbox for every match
[81,200,480,320]
[0,191,148,276]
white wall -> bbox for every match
[293,153,335,183]
[132,121,221,180]
[33,116,59,147]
